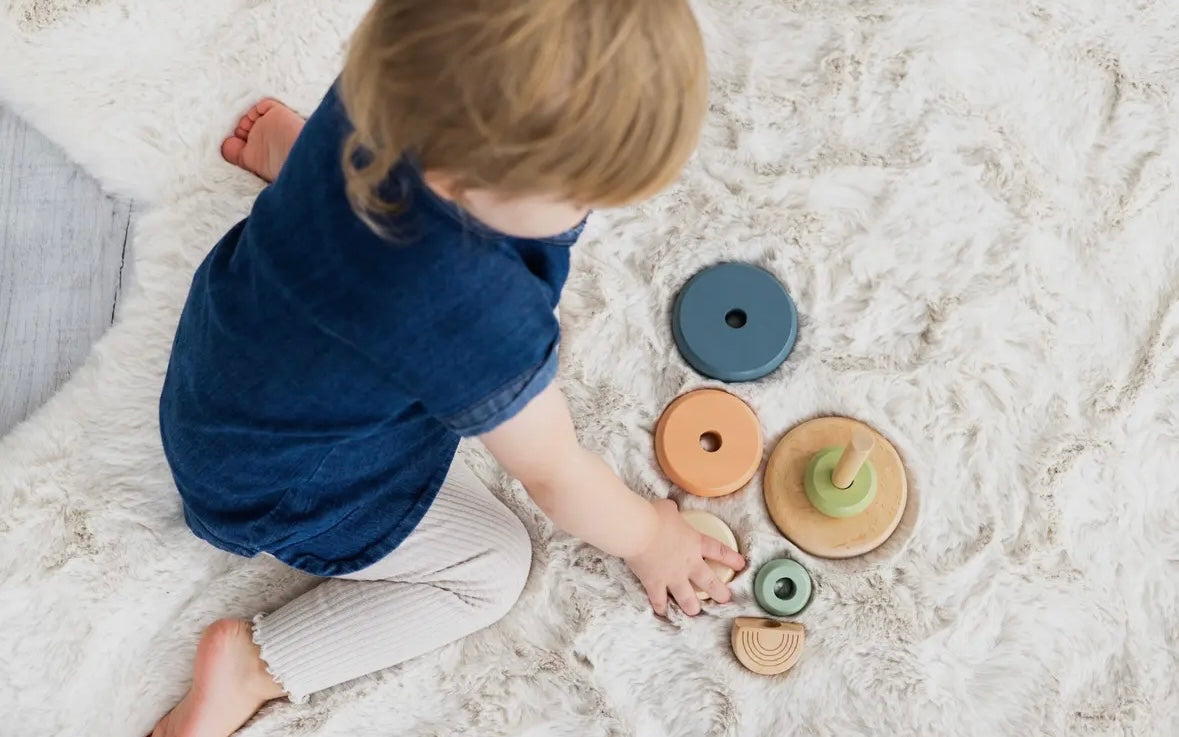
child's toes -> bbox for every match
[253,98,279,118]
[221,136,247,167]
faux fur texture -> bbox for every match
[2,1,1177,735]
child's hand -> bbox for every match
[480,384,744,616]
[624,499,746,617]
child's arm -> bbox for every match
[479,383,746,616]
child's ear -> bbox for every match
[422,170,460,202]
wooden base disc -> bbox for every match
[764,417,908,559]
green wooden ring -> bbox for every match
[804,446,877,518]
[754,558,813,617]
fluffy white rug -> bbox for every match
[2,1,1178,735]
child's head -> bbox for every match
[340,0,707,238]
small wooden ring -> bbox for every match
[753,558,813,617]
[804,447,877,518]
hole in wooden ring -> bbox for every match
[773,577,797,600]
[725,309,747,328]
[700,432,722,452]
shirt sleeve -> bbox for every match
[439,339,558,436]
[378,248,562,438]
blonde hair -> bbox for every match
[339,0,707,225]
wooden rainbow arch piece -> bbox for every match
[730,617,804,676]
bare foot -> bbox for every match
[220,99,305,182]
[151,619,286,737]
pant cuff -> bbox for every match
[251,612,312,704]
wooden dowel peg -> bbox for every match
[831,429,874,489]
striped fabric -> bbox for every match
[252,460,532,703]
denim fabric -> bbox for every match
[159,84,580,576]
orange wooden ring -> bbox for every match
[655,389,763,497]
[763,417,908,558]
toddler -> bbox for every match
[152,2,744,736]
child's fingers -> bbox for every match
[700,535,746,571]
[643,580,669,617]
[669,580,702,616]
[691,563,732,604]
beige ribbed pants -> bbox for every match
[252,460,532,703]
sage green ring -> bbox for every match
[754,558,813,617]
[804,446,877,518]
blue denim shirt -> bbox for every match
[159,85,581,576]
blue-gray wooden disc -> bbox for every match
[672,263,798,382]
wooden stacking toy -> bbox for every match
[731,617,805,676]
[680,509,740,600]
[655,389,762,497]
[763,418,908,558]
[672,263,798,382]
[753,558,813,617]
